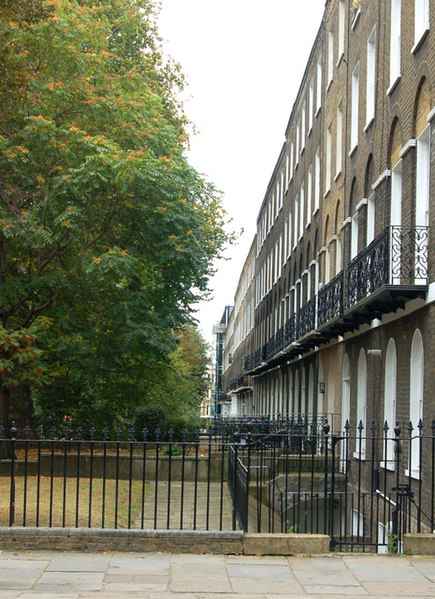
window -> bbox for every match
[316,58,322,113]
[325,125,332,192]
[290,141,294,180]
[409,330,424,476]
[366,26,377,126]
[367,192,375,244]
[301,102,306,153]
[390,0,401,89]
[338,0,345,62]
[351,211,359,259]
[356,349,367,457]
[328,30,334,85]
[336,103,343,176]
[383,339,397,470]
[416,125,430,228]
[299,184,305,238]
[307,167,312,226]
[314,149,320,212]
[309,77,314,132]
[414,0,429,48]
[294,197,298,248]
[296,123,300,163]
[285,152,290,189]
[287,213,292,257]
[351,63,360,151]
[391,159,402,227]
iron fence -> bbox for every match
[0,420,433,553]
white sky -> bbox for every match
[158,0,326,345]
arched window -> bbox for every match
[288,370,293,416]
[341,354,351,471]
[300,367,306,415]
[356,349,367,456]
[409,329,424,474]
[383,339,397,469]
[341,354,350,432]
[317,358,324,417]
[308,364,314,417]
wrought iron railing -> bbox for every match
[275,326,284,353]
[244,226,429,370]
[297,296,316,338]
[318,271,344,328]
[284,313,296,346]
[345,225,429,310]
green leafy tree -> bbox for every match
[0,0,230,426]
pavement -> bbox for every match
[0,550,435,598]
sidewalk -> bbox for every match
[0,550,434,598]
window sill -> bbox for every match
[313,207,319,217]
[334,170,342,182]
[323,188,331,200]
[380,460,395,472]
[336,52,344,69]
[412,29,429,55]
[353,452,367,461]
[387,75,401,97]
[405,468,422,481]
[327,78,333,93]
[349,144,358,158]
[364,116,375,133]
[351,10,361,31]
[315,106,322,118]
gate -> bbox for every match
[229,420,435,553]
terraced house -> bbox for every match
[216,0,434,544]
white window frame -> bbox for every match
[366,26,377,128]
[336,102,343,177]
[351,62,360,152]
[307,167,313,227]
[413,0,429,51]
[314,148,320,212]
[309,77,314,132]
[389,0,401,91]
[328,30,334,86]
[337,0,345,63]
[316,58,322,113]
[325,125,332,193]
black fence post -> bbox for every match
[9,421,16,527]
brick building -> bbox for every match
[217,0,434,538]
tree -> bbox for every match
[0,0,231,426]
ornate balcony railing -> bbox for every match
[265,336,276,360]
[244,226,429,374]
[275,326,284,353]
[284,313,296,346]
[243,353,254,372]
[317,271,344,328]
[297,296,316,338]
[345,225,429,310]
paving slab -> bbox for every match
[343,555,429,582]
[408,557,435,581]
[47,553,111,572]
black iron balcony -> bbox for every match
[243,353,254,372]
[265,336,276,360]
[275,326,284,352]
[317,271,344,329]
[345,225,429,313]
[284,313,297,346]
[297,296,317,339]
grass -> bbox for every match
[0,476,145,528]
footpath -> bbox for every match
[0,550,434,598]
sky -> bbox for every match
[158,0,326,345]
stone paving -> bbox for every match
[0,550,434,598]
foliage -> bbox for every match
[0,0,231,425]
